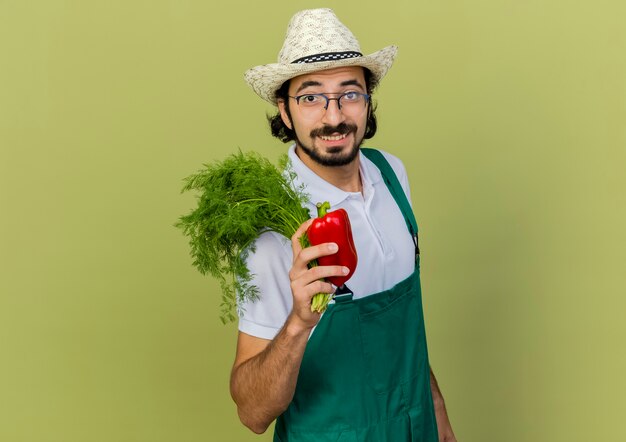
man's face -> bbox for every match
[278,66,369,167]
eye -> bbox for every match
[299,94,323,105]
[342,91,360,101]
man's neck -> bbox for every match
[295,147,362,194]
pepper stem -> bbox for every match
[316,201,331,217]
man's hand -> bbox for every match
[434,399,457,442]
[287,219,349,333]
[430,367,457,441]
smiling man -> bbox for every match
[230,9,457,441]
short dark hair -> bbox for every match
[267,68,379,143]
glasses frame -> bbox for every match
[288,91,371,111]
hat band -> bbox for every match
[291,51,363,64]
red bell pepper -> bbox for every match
[306,201,358,288]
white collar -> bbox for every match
[287,145,382,207]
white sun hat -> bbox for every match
[244,8,398,104]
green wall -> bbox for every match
[1,1,624,441]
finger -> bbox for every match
[290,242,339,281]
[293,265,350,288]
[296,242,339,268]
[292,280,336,302]
[308,280,337,297]
[291,218,315,258]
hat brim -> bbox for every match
[244,45,397,104]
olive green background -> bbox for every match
[1,1,624,441]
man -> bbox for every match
[230,9,457,441]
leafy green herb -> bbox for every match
[176,151,312,323]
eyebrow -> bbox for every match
[295,81,322,94]
[339,79,365,90]
[295,78,365,94]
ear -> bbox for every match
[277,99,293,130]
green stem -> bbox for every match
[316,201,331,217]
[306,206,334,314]
[234,198,307,232]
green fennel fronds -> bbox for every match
[176,151,312,323]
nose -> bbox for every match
[321,98,345,126]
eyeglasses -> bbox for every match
[288,91,370,116]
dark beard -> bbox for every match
[295,122,362,167]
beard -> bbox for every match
[294,122,363,167]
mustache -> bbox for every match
[310,122,357,138]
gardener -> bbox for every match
[230,8,457,441]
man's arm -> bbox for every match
[230,220,349,434]
[430,366,457,441]
[230,319,311,434]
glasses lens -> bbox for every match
[339,92,367,114]
[294,94,325,118]
[298,94,325,107]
